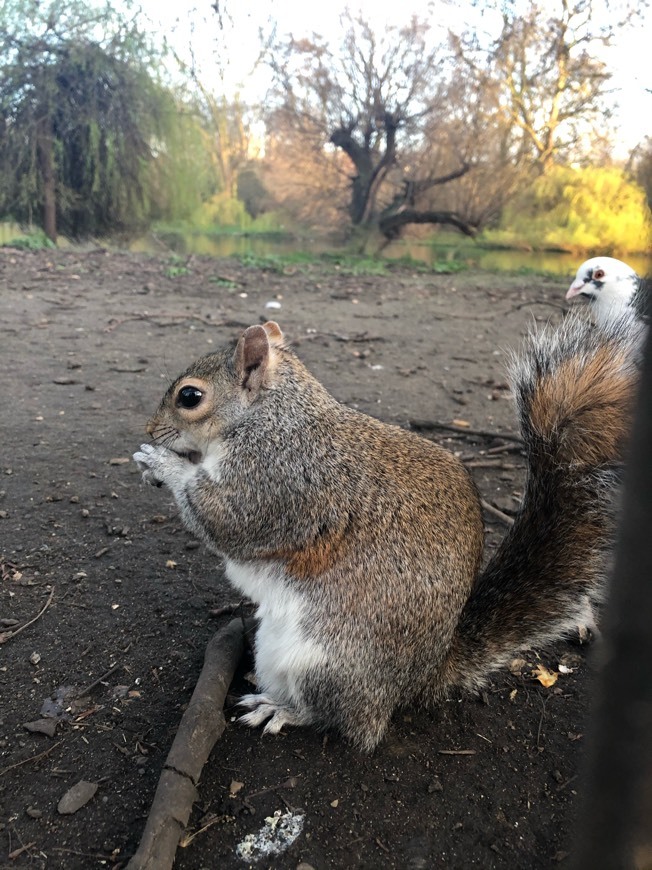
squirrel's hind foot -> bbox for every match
[237,693,310,735]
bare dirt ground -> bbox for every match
[1,247,596,869]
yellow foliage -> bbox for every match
[192,192,250,230]
[485,165,651,254]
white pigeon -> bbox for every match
[566,256,641,327]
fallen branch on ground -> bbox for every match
[0,587,55,645]
[126,617,251,870]
[409,420,522,443]
[481,499,515,526]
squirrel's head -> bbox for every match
[145,321,287,460]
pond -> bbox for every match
[2,220,650,277]
[127,229,652,278]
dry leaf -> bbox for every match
[165,560,177,569]
[452,418,470,428]
[532,665,558,688]
[509,657,528,675]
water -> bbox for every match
[127,229,651,278]
[2,220,650,277]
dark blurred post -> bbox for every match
[574,320,652,868]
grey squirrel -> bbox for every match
[134,314,638,751]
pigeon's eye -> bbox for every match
[593,268,605,280]
[177,386,204,409]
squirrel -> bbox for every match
[134,314,639,751]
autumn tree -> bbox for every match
[451,0,643,174]
[265,14,477,244]
[0,0,177,241]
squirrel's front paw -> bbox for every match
[133,443,180,488]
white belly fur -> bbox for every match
[224,558,328,705]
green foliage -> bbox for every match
[484,166,651,254]
[237,167,270,219]
[1,229,55,250]
[146,105,221,224]
[0,0,209,239]
[235,249,468,277]
[208,276,239,288]
[163,254,191,278]
[192,192,250,230]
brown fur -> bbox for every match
[136,315,639,750]
[528,342,635,468]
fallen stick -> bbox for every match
[481,499,515,526]
[126,618,249,870]
[409,420,522,443]
[0,587,55,645]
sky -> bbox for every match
[136,0,652,158]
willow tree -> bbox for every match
[0,0,174,241]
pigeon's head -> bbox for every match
[566,256,638,307]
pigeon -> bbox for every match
[566,256,642,327]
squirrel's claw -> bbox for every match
[237,693,307,735]
[133,443,167,487]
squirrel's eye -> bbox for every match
[593,268,605,280]
[177,386,203,409]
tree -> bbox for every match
[0,0,174,241]
[451,0,644,173]
[265,14,477,245]
[485,164,650,253]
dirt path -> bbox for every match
[1,248,590,868]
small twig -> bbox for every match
[537,696,550,751]
[105,313,222,333]
[8,842,36,860]
[508,300,568,314]
[486,443,524,455]
[409,420,522,443]
[51,847,118,859]
[557,774,579,791]
[72,664,121,700]
[464,459,517,469]
[179,815,227,848]
[326,331,385,343]
[245,776,300,800]
[481,500,515,526]
[0,741,63,777]
[0,587,55,645]
[438,749,477,755]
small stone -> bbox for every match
[23,719,57,737]
[57,781,98,814]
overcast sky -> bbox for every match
[136,0,651,157]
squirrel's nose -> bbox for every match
[145,420,155,436]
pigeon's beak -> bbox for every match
[566,279,586,300]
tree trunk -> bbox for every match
[37,116,57,243]
[379,208,477,240]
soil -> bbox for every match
[0,247,595,869]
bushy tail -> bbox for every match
[445,312,641,691]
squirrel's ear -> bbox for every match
[262,321,284,347]
[234,325,272,394]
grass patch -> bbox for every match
[234,249,469,277]
[1,229,55,250]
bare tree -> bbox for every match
[265,13,477,244]
[452,0,644,173]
